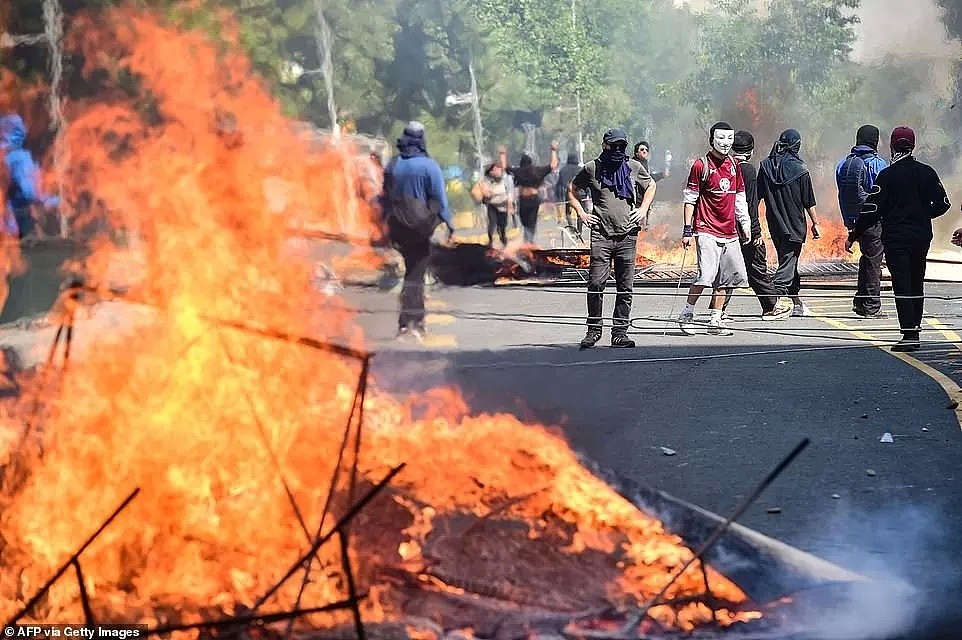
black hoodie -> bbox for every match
[849,156,950,249]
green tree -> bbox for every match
[674,0,860,143]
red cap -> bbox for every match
[891,126,916,153]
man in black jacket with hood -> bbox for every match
[724,130,786,319]
[836,124,889,318]
[846,126,951,352]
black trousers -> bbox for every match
[773,237,803,297]
[518,195,540,244]
[885,243,928,339]
[854,220,884,314]
[389,219,432,331]
[486,206,508,246]
[741,241,778,312]
[587,229,637,336]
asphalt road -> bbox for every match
[343,266,962,634]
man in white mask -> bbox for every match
[676,121,751,336]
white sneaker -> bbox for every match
[792,303,812,317]
[708,317,734,336]
[677,311,696,336]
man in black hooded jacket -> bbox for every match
[757,129,822,317]
[846,126,950,352]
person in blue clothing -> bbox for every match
[1,114,59,239]
[381,121,455,341]
[836,124,888,318]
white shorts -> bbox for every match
[694,233,748,288]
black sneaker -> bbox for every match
[854,307,887,319]
[580,332,603,349]
[610,335,636,348]
[891,337,920,352]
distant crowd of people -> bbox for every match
[376,119,958,352]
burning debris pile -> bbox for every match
[429,244,656,286]
[0,5,780,638]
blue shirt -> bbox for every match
[384,155,453,229]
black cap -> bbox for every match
[603,128,628,144]
[733,130,755,154]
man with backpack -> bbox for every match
[568,128,656,349]
[381,121,455,342]
[846,126,950,352]
[676,122,751,336]
[836,125,889,318]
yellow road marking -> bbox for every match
[812,310,962,430]
[422,334,457,348]
[426,313,455,326]
[425,298,449,310]
[925,318,962,352]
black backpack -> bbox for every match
[382,158,442,238]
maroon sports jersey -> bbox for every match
[684,154,745,240]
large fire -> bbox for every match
[0,5,762,635]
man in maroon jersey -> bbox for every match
[676,122,751,336]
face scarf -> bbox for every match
[760,129,808,186]
[597,144,634,202]
[396,132,427,159]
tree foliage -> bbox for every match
[4,0,961,173]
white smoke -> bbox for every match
[795,502,960,639]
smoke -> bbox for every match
[794,502,962,639]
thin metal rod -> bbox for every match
[216,332,311,542]
[698,559,718,626]
[339,531,367,640]
[72,559,95,626]
[624,438,810,632]
[68,281,370,362]
[285,354,371,637]
[252,463,404,611]
[5,487,141,626]
[662,245,689,336]
[143,598,364,636]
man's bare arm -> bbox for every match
[568,181,597,225]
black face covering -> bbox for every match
[760,129,808,186]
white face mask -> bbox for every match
[712,129,735,155]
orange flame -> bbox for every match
[0,5,759,633]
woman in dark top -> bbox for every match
[498,142,559,244]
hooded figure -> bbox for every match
[760,129,808,186]
[1,114,59,238]
[836,124,889,317]
[847,125,950,351]
[380,121,454,341]
[757,128,821,317]
[725,130,782,318]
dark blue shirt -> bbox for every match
[383,155,453,228]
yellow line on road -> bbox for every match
[812,309,962,430]
[422,334,458,348]
[426,313,455,326]
[425,298,449,311]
